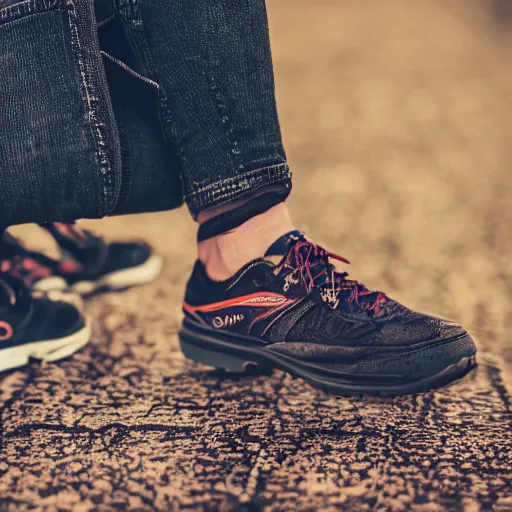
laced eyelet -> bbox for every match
[277,237,385,313]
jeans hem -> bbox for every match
[185,163,291,217]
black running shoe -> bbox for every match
[2,223,163,295]
[44,223,163,295]
[0,273,90,372]
[180,231,477,396]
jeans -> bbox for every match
[0,0,291,226]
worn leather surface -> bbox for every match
[1,1,512,510]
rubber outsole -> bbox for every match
[179,321,477,397]
[0,323,91,373]
[54,255,163,296]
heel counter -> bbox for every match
[183,260,205,310]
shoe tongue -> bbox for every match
[264,230,304,257]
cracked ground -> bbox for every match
[1,1,512,511]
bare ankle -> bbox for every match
[197,203,294,281]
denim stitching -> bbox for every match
[193,171,290,205]
[0,0,70,23]
[187,163,289,195]
[67,0,119,214]
[186,163,291,214]
[208,64,240,169]
[118,0,185,186]
[97,12,114,27]
[187,173,291,215]
[119,0,185,165]
[0,0,119,215]
[100,50,160,89]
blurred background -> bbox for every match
[2,1,512,510]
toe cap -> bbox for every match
[377,314,467,347]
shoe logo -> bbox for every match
[283,271,300,292]
[0,321,13,341]
[213,314,244,328]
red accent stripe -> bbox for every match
[183,292,290,314]
[0,321,13,341]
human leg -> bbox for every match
[113,0,291,220]
[126,1,477,395]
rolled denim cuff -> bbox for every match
[185,163,292,218]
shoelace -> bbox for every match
[278,238,387,313]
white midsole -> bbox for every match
[32,276,68,293]
[69,255,163,295]
[0,323,90,373]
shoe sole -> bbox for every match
[179,320,477,397]
[0,323,91,373]
[69,255,163,295]
[32,276,68,293]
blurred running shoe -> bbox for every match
[1,223,162,295]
